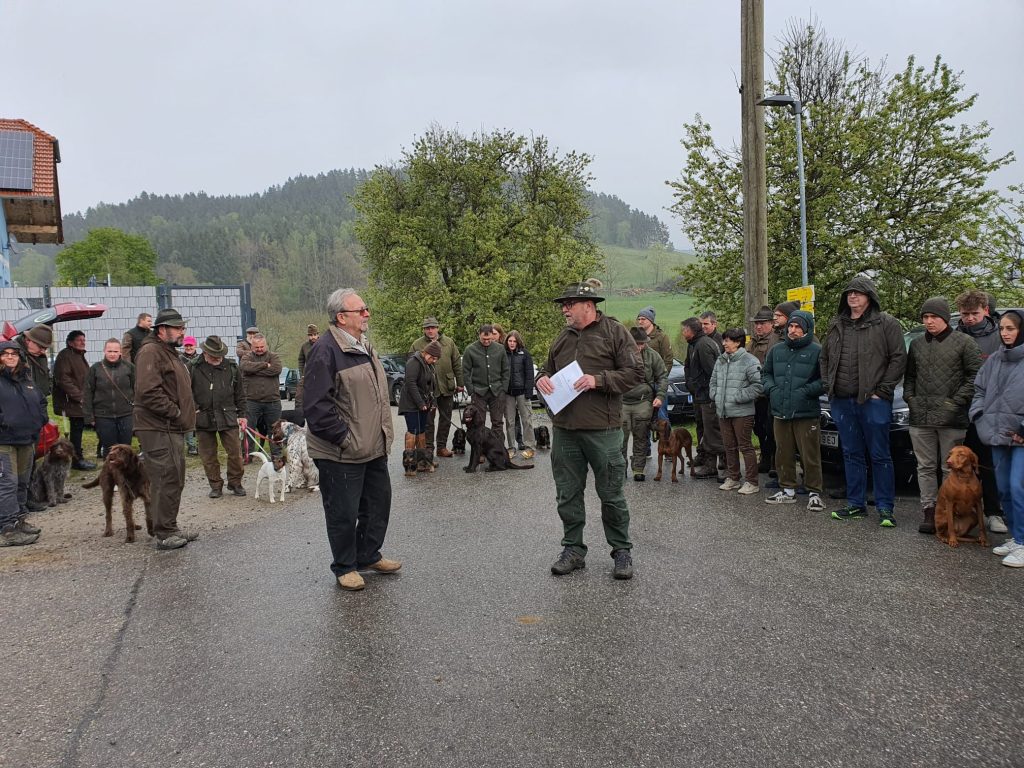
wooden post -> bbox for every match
[741,0,768,326]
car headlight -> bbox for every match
[891,408,910,426]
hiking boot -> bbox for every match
[737,481,759,495]
[993,538,1022,557]
[550,547,586,575]
[719,478,742,491]
[806,493,826,513]
[633,473,645,482]
[72,459,97,471]
[208,487,223,499]
[918,506,936,534]
[765,490,797,505]
[692,464,718,479]
[338,571,366,591]
[155,534,189,550]
[16,518,41,535]
[364,558,402,573]
[437,448,454,458]
[764,479,780,489]
[832,505,868,521]
[26,500,48,513]
[611,549,634,580]
[988,515,1008,534]
[878,509,897,528]
[0,528,38,546]
[228,485,246,496]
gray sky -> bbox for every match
[8,1,1023,247]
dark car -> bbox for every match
[818,387,916,483]
[279,367,298,400]
[380,355,406,406]
[665,359,695,423]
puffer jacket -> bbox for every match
[0,365,47,445]
[132,336,196,433]
[539,312,643,430]
[506,347,534,397]
[411,334,463,396]
[304,326,393,463]
[623,346,668,404]
[53,346,89,418]
[398,352,437,414]
[763,317,824,420]
[820,275,906,403]
[969,318,1024,447]
[84,359,136,421]
[709,346,763,418]
[905,329,981,429]
[190,357,245,431]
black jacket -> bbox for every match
[398,352,436,414]
[507,348,534,396]
[84,359,136,421]
[0,365,47,445]
[190,357,246,431]
[684,329,720,404]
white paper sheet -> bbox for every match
[543,360,585,415]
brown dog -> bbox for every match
[82,444,151,543]
[934,445,988,548]
[29,438,75,507]
[652,419,694,483]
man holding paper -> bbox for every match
[536,279,644,580]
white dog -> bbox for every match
[272,420,319,493]
[250,452,288,503]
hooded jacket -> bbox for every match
[623,346,668,404]
[132,335,196,433]
[820,275,906,403]
[956,315,1002,359]
[709,346,763,418]
[398,352,437,414]
[763,311,824,420]
[0,364,47,445]
[969,310,1024,446]
[645,325,673,369]
[411,333,463,396]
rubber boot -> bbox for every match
[403,433,417,477]
[918,505,936,535]
[416,433,434,473]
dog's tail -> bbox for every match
[248,452,269,464]
[81,475,100,489]
[508,462,535,470]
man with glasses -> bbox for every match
[304,290,400,592]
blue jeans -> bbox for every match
[403,411,429,434]
[314,456,392,577]
[991,446,1024,544]
[830,396,895,511]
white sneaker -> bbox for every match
[807,493,826,512]
[737,481,759,495]
[988,516,1009,534]
[719,478,742,491]
[765,490,797,504]
[993,538,1022,557]
[1002,548,1024,568]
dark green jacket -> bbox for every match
[763,332,824,420]
[646,325,673,369]
[623,346,668,404]
[190,357,246,431]
[904,329,981,429]
[462,340,509,397]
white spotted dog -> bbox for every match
[248,432,289,503]
[271,419,319,493]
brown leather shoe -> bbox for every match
[436,448,454,458]
[365,558,402,573]
[337,571,366,591]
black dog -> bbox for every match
[533,425,551,450]
[451,427,467,455]
[462,404,534,473]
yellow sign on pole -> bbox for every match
[787,285,815,315]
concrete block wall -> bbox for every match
[0,285,247,363]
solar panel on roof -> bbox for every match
[0,130,35,191]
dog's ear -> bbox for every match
[968,449,979,473]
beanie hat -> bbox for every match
[423,340,443,358]
[629,326,649,343]
[919,297,951,325]
[183,336,197,346]
[789,310,814,336]
[775,300,801,319]
[637,306,656,324]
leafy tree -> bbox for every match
[352,126,601,355]
[12,249,55,286]
[668,20,1016,326]
[55,227,159,286]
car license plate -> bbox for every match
[821,431,839,447]
[687,395,693,404]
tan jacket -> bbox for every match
[133,336,196,433]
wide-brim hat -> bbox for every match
[245,326,260,335]
[553,278,605,304]
[23,324,53,348]
[154,308,187,328]
[629,326,649,343]
[749,305,774,323]
[200,335,229,357]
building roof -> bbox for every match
[0,118,62,244]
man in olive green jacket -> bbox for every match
[621,326,667,481]
[191,336,248,498]
[411,316,464,457]
[462,324,509,441]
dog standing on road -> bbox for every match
[250,451,288,503]
[82,444,151,543]
[462,404,533,472]
[652,419,694,483]
[934,445,987,548]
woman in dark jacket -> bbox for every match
[970,309,1024,568]
[504,330,536,459]
[0,340,48,546]
[84,338,136,458]
[398,342,439,476]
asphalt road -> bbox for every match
[4,414,1022,768]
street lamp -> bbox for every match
[758,93,808,286]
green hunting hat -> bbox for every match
[553,278,605,304]
[200,335,229,357]
[153,308,187,328]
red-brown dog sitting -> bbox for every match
[652,418,694,483]
[934,445,988,548]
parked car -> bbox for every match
[818,387,916,483]
[380,355,406,406]
[665,359,695,423]
[0,301,109,342]
[279,367,298,400]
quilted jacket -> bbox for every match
[709,347,763,418]
[904,330,981,428]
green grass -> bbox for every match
[603,292,697,359]
[597,245,697,291]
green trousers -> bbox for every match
[551,426,631,556]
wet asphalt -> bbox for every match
[3,412,1023,768]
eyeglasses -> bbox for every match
[339,307,371,315]
[0,350,19,356]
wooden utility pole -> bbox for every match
[740,0,768,326]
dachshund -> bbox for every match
[652,419,694,483]
[533,425,551,450]
[934,445,987,548]
[82,444,151,543]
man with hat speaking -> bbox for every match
[536,278,644,580]
[411,316,464,458]
[190,335,248,498]
[133,308,197,550]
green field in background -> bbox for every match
[602,292,697,358]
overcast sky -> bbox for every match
[8,1,1022,247]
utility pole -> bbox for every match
[740,0,768,326]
